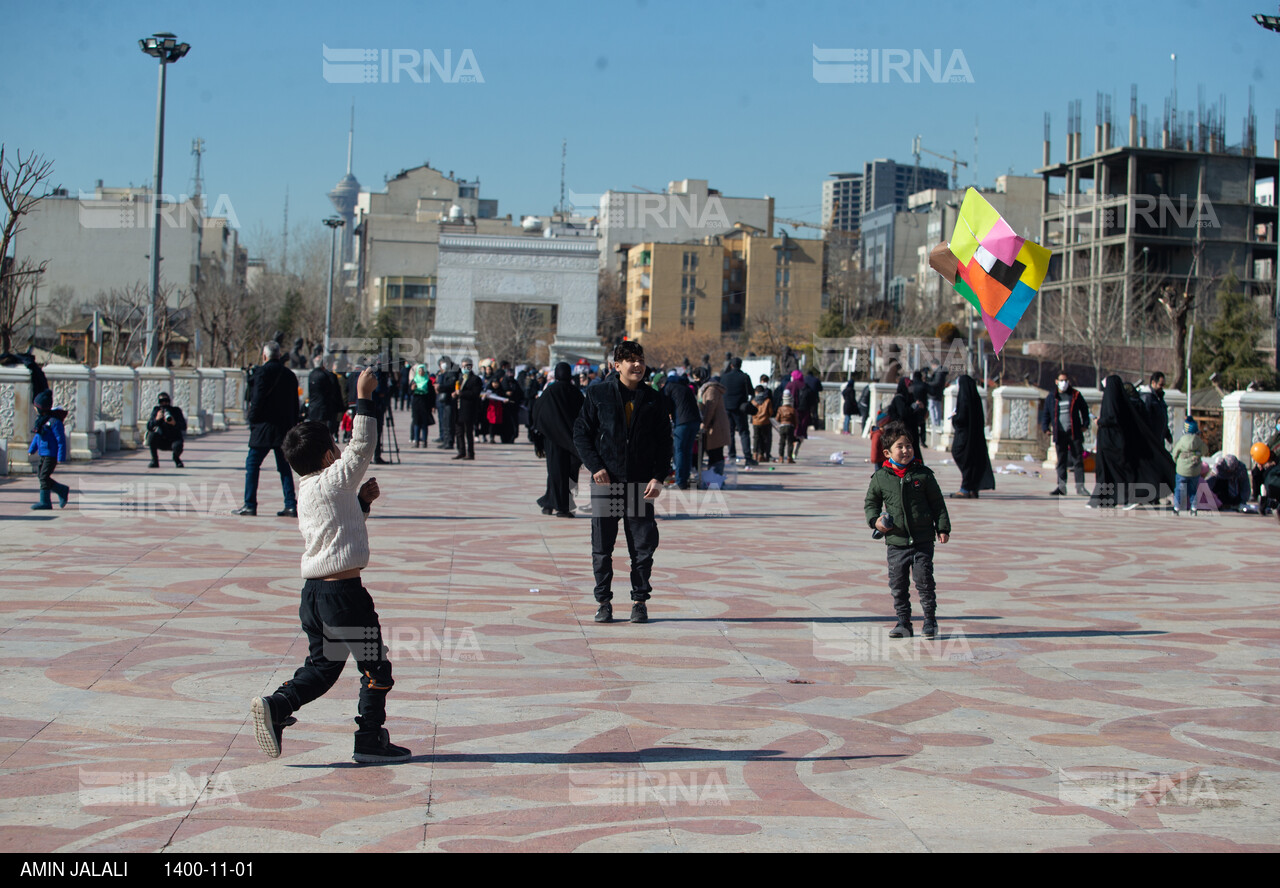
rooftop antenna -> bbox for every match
[559,137,566,215]
[190,137,205,213]
[282,185,289,276]
[346,101,355,175]
[973,115,979,186]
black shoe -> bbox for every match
[174,458,184,468]
[1049,488,1064,496]
[922,618,937,638]
[232,505,257,516]
[594,603,613,623]
[277,507,297,517]
[148,460,160,468]
[541,507,553,515]
[250,695,289,758]
[30,502,53,511]
[451,454,465,460]
[374,458,389,465]
[888,621,913,638]
[1076,487,1089,496]
[352,728,412,764]
[630,602,648,623]
[554,510,574,518]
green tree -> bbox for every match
[1191,273,1277,390]
[816,308,854,338]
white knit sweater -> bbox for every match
[297,408,375,579]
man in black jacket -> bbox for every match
[306,350,342,436]
[146,391,187,468]
[1141,371,1173,447]
[434,356,459,448]
[721,356,754,465]
[1041,371,1091,496]
[573,341,673,624]
[234,341,300,516]
[663,370,700,489]
[450,358,482,460]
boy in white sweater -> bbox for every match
[250,367,411,764]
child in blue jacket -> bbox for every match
[28,390,70,510]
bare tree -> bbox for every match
[86,282,151,365]
[637,327,726,372]
[0,146,57,352]
[474,301,551,365]
[597,268,625,346]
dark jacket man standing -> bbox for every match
[574,341,673,625]
[721,357,754,464]
[1040,372,1092,496]
[235,341,300,516]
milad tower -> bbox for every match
[327,107,360,270]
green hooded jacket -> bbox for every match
[863,462,952,547]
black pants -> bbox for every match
[728,409,751,459]
[37,456,69,504]
[886,542,936,623]
[148,433,183,462]
[1055,436,1086,491]
[455,413,475,457]
[752,424,772,458]
[590,482,659,603]
[438,403,454,445]
[273,577,394,739]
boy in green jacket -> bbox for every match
[1170,418,1205,514]
[864,421,951,638]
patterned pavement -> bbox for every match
[0,405,1276,853]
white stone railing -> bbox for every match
[988,386,1049,461]
[0,365,33,475]
[44,364,99,461]
[860,383,901,436]
[2,364,248,474]
[93,365,141,451]
[1222,391,1280,460]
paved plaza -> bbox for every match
[0,407,1277,853]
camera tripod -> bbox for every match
[380,398,402,464]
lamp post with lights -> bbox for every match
[138,32,190,366]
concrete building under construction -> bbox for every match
[1034,86,1278,352]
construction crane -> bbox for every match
[911,135,969,190]
[775,216,859,246]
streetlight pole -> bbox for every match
[139,32,190,367]
[1141,245,1149,380]
[1253,8,1280,369]
[322,216,345,356]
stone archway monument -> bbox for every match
[427,233,602,367]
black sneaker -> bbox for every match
[922,619,937,638]
[630,602,648,623]
[352,728,412,764]
[594,603,613,623]
[888,621,913,638]
[251,695,289,758]
[174,458,184,468]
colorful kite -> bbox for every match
[940,188,1051,355]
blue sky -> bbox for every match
[4,0,1276,257]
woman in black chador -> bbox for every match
[530,362,585,517]
[1088,375,1176,508]
[949,375,994,498]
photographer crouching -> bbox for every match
[147,392,187,469]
